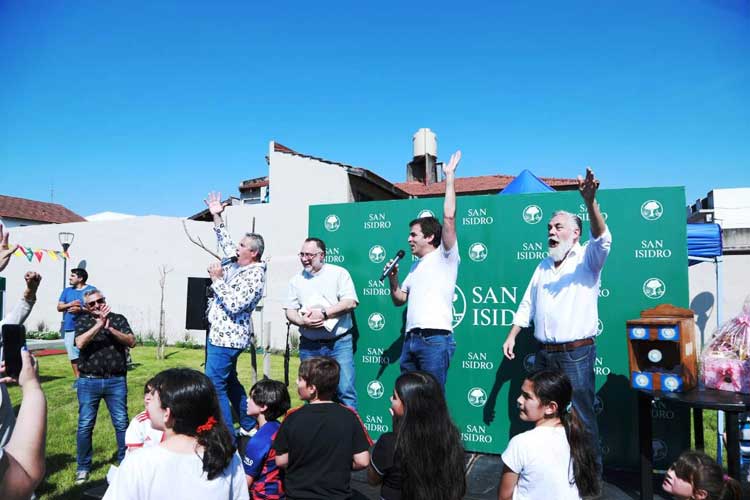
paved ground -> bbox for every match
[85,452,750,499]
[350,453,675,500]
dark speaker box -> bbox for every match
[185,277,212,330]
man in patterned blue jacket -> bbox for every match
[204,191,267,437]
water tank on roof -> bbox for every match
[413,128,437,158]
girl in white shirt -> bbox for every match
[104,368,248,500]
[498,370,599,500]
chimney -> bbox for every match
[406,128,438,184]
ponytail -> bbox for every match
[195,415,235,480]
[527,370,600,498]
[717,474,743,500]
[150,368,236,480]
[560,407,600,497]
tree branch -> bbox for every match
[182,219,220,260]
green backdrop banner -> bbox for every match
[309,187,689,468]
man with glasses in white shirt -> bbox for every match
[285,238,359,408]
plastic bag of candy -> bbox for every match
[700,296,750,394]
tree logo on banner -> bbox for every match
[652,439,669,461]
[468,242,488,262]
[366,380,385,399]
[467,387,488,407]
[367,312,385,331]
[368,245,386,264]
[640,200,664,221]
[417,209,435,219]
[642,277,666,299]
[324,214,341,232]
[452,285,467,328]
[596,319,604,336]
[522,205,543,224]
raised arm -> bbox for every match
[578,167,605,238]
[1,273,41,327]
[0,225,20,273]
[204,191,238,259]
[204,191,227,228]
[441,150,461,251]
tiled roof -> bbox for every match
[395,175,579,197]
[0,194,86,224]
[239,177,269,191]
[274,143,297,155]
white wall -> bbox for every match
[1,217,223,344]
[0,216,46,229]
[711,188,750,230]
[0,146,358,350]
[688,254,750,348]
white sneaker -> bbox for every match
[75,471,89,485]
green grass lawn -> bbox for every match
[6,346,301,500]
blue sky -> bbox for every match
[1,1,748,217]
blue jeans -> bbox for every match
[76,376,128,472]
[399,331,457,390]
[205,341,255,436]
[299,333,357,409]
[533,342,601,470]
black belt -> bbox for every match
[406,328,451,338]
[540,337,594,352]
[79,373,126,379]
[301,331,351,345]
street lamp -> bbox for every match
[58,231,74,290]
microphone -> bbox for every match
[221,256,238,266]
[379,250,406,282]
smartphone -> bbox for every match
[1,324,26,379]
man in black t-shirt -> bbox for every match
[274,357,371,499]
[73,289,136,485]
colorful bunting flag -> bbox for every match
[6,244,71,264]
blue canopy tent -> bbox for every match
[499,169,554,195]
[686,223,729,461]
[688,223,723,266]
[687,222,724,329]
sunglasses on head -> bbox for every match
[86,297,106,307]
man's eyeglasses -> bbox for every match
[298,252,322,259]
[86,298,106,307]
